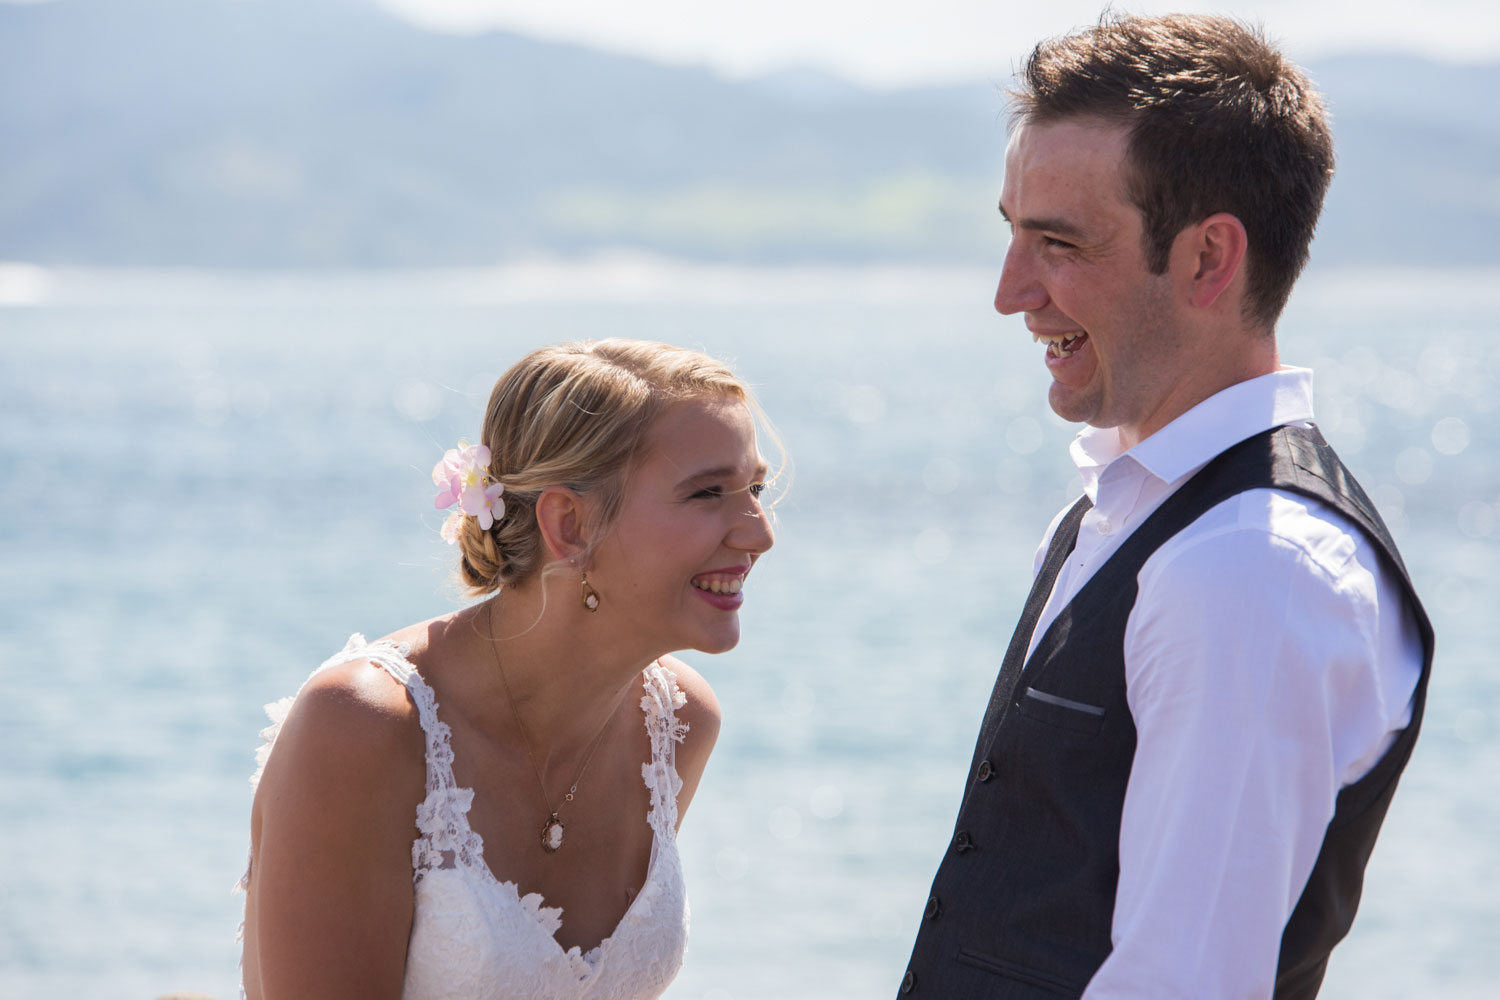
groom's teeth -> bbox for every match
[1036,332,1085,358]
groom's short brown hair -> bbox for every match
[1010,14,1335,329]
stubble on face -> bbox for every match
[1000,119,1190,447]
[1047,270,1182,441]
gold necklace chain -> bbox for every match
[487,602,614,853]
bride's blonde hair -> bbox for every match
[453,339,773,595]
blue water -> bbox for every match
[1,262,1497,999]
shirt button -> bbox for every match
[953,830,975,853]
[901,969,916,994]
[924,895,942,920]
[976,759,993,782]
[1096,518,1113,535]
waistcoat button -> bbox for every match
[954,830,974,853]
[977,759,993,782]
[924,895,942,919]
[901,969,916,994]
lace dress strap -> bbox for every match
[236,634,481,888]
[359,641,485,878]
[639,663,690,835]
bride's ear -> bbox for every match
[535,486,592,563]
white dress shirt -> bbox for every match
[1023,368,1424,1000]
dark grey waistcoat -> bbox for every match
[897,424,1435,999]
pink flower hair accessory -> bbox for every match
[433,440,506,544]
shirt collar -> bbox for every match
[1068,367,1316,498]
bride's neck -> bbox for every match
[466,586,649,759]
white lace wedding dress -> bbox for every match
[237,634,691,1000]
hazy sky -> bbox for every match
[375,0,1500,86]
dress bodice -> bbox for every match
[239,633,691,1000]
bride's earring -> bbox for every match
[580,573,600,612]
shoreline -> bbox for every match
[5,258,1500,310]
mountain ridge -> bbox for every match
[3,0,1496,267]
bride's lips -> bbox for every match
[691,565,749,610]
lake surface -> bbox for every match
[1,259,1497,999]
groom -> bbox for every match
[900,15,1433,1000]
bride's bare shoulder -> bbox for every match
[259,644,427,800]
[654,655,720,826]
[244,647,426,998]
[657,652,718,718]
[374,609,474,681]
[658,655,721,753]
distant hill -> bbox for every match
[2,0,1497,267]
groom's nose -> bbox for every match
[994,240,1048,315]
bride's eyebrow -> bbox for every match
[674,460,769,490]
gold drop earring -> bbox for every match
[580,572,600,612]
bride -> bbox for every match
[237,340,777,999]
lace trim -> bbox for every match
[400,658,489,878]
[236,637,691,984]
[402,659,691,979]
[640,664,689,835]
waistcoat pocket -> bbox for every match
[1015,686,1106,735]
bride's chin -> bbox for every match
[693,631,741,656]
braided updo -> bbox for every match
[454,339,754,595]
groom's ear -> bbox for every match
[1178,211,1249,311]
[534,486,592,563]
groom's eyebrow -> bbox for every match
[998,203,1089,241]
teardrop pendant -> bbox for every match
[541,814,566,853]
